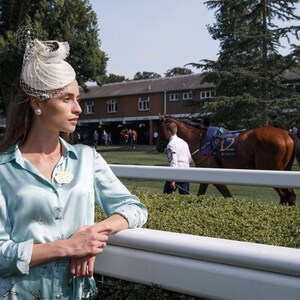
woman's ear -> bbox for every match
[30,97,44,116]
[29,97,41,110]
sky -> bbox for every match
[89,0,300,80]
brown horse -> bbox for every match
[121,129,138,149]
[156,114,300,205]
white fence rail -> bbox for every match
[94,165,300,300]
[109,164,300,188]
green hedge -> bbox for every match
[94,191,300,299]
[96,190,300,248]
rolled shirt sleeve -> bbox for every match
[0,189,33,277]
[93,150,148,228]
[0,240,33,277]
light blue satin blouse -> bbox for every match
[0,138,148,299]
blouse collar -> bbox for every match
[0,137,78,165]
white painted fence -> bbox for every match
[94,165,300,300]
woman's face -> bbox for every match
[38,80,82,133]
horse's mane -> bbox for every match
[164,116,203,131]
[182,119,207,129]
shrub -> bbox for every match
[94,190,300,299]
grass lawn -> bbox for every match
[97,145,300,205]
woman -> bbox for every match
[0,31,147,299]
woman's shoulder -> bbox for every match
[0,144,19,165]
[71,143,105,160]
[71,143,96,155]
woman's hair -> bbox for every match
[0,93,32,153]
[0,93,69,153]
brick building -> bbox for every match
[79,73,214,145]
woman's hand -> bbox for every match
[70,255,97,278]
[67,223,111,258]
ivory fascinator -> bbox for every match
[16,27,76,100]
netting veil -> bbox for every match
[16,27,76,100]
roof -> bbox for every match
[281,67,300,83]
[80,73,214,99]
[80,68,300,100]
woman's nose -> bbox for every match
[73,100,82,114]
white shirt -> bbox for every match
[166,135,192,168]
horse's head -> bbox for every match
[156,114,171,152]
[121,129,129,143]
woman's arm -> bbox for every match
[30,223,112,268]
[93,150,148,229]
[70,214,129,277]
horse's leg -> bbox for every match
[274,188,296,206]
[198,183,232,198]
[275,188,287,205]
[287,189,296,206]
[213,184,233,198]
[197,183,208,196]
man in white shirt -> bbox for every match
[163,122,192,195]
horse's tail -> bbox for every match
[289,132,300,167]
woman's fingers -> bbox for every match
[87,256,96,278]
[70,252,105,278]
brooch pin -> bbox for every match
[54,171,73,184]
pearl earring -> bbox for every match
[35,108,42,116]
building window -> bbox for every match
[169,93,179,101]
[85,101,94,114]
[183,91,193,100]
[138,96,150,111]
[107,99,118,113]
[200,90,216,99]
[286,83,295,89]
[287,83,300,92]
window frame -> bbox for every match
[138,96,150,111]
[200,90,216,100]
[169,93,179,101]
[107,99,118,113]
[182,91,193,100]
[84,101,94,114]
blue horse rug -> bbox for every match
[202,126,242,157]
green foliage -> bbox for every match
[96,190,300,248]
[94,189,300,299]
[164,67,193,77]
[0,0,107,112]
[191,0,300,128]
[133,71,161,80]
[94,147,300,298]
[205,94,268,129]
[105,73,126,84]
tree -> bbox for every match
[105,73,126,84]
[0,0,107,113]
[190,0,300,129]
[133,71,161,80]
[164,67,193,77]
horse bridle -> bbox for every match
[160,116,213,166]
